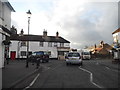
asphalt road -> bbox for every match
[23,59,119,89]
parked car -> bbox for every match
[65,52,83,66]
[28,51,49,63]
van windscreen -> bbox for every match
[83,52,90,55]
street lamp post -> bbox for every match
[26,10,32,68]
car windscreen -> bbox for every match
[68,53,80,57]
[34,52,44,55]
[32,53,36,56]
[44,52,48,55]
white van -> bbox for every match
[82,51,91,60]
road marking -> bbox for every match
[24,73,40,89]
[78,67,104,88]
[104,66,119,73]
[42,67,50,72]
[105,67,110,70]
[96,62,99,65]
[95,62,119,73]
[40,65,50,72]
[109,68,120,73]
[50,64,62,71]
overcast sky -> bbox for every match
[8,0,119,49]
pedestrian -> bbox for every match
[31,58,35,65]
[36,58,40,69]
[26,57,29,68]
[6,58,9,64]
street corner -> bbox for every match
[7,64,42,89]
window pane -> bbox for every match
[48,42,52,47]
[39,42,43,47]
[21,51,26,56]
[54,42,57,47]
[60,43,64,47]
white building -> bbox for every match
[112,28,120,48]
[9,30,70,60]
[0,0,15,68]
[112,28,120,60]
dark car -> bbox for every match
[28,51,49,63]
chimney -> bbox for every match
[56,31,59,37]
[43,29,47,37]
[100,41,104,48]
[19,29,24,36]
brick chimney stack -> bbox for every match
[19,29,24,36]
[56,31,59,37]
[43,29,47,37]
[100,41,104,48]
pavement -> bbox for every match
[2,60,41,89]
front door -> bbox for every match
[10,51,16,60]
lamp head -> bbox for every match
[26,10,32,18]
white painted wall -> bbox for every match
[0,30,6,68]
[30,42,58,58]
[118,32,120,43]
[29,42,40,51]
[2,2,11,30]
[0,1,3,68]
[0,1,2,26]
[9,41,71,58]
[0,1,12,68]
[0,33,3,68]
[113,32,120,43]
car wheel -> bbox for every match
[81,62,83,66]
[66,63,69,66]
[41,60,44,63]
[79,62,83,66]
[42,60,45,63]
[46,59,49,62]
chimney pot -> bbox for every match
[56,31,59,37]
[43,29,47,37]
[20,29,24,36]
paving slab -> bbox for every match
[2,60,40,88]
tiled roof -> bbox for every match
[112,28,120,34]
[4,2,15,12]
[103,43,113,50]
[95,48,102,51]
[10,34,70,43]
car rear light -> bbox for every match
[79,57,81,59]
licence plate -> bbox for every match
[69,58,77,60]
